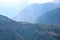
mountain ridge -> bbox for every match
[37,7,60,25]
[13,3,60,23]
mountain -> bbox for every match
[37,8,60,25]
[0,15,22,40]
[0,15,60,40]
[13,3,60,23]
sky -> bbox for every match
[0,0,60,19]
[0,0,53,3]
[54,0,60,3]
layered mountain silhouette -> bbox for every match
[13,3,60,23]
[37,8,60,25]
[0,15,60,40]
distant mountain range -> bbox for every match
[0,3,60,40]
[13,3,60,23]
[37,8,60,25]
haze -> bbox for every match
[0,0,59,19]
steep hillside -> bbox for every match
[0,15,60,40]
[37,8,60,25]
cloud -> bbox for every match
[0,0,54,18]
[0,0,54,4]
[0,0,20,3]
[53,0,60,3]
[27,0,53,4]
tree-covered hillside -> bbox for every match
[15,23,60,40]
[0,15,60,40]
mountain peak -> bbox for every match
[13,3,60,23]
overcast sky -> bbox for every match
[53,0,60,3]
[0,0,60,18]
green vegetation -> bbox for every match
[0,15,60,40]
[15,23,60,40]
